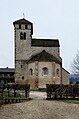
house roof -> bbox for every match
[27,50,61,64]
[13,18,33,25]
[0,68,15,73]
[31,38,60,47]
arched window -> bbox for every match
[22,76,24,80]
[56,68,59,77]
[24,32,26,39]
[29,68,33,76]
[20,32,26,40]
[20,32,24,39]
[21,65,22,68]
[42,67,48,76]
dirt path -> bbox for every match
[29,91,46,99]
[0,91,79,119]
[0,99,79,119]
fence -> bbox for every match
[46,84,79,99]
[0,83,30,104]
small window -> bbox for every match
[20,32,26,40]
[24,32,26,39]
[42,67,48,76]
[20,32,24,39]
[29,68,33,75]
[19,25,21,29]
[22,76,24,80]
[56,68,59,77]
[21,65,22,68]
[25,25,28,29]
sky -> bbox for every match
[0,0,79,73]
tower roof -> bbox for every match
[32,38,60,47]
[27,50,61,64]
[13,18,33,34]
[13,18,33,25]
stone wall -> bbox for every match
[15,29,32,60]
[28,62,61,88]
[62,68,70,84]
[31,46,60,59]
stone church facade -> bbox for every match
[13,18,69,89]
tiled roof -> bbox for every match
[32,38,60,47]
[13,18,33,34]
[0,68,15,73]
[27,50,61,64]
[13,18,33,25]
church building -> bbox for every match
[13,18,69,89]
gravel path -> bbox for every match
[0,99,79,119]
[0,91,79,119]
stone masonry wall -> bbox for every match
[62,68,69,84]
[28,62,61,88]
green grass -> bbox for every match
[63,100,79,104]
[4,96,27,100]
[1,91,25,98]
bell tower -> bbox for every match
[13,18,33,82]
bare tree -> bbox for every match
[71,51,79,74]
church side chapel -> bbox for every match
[13,18,69,89]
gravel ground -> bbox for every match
[0,92,79,119]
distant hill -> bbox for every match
[70,74,79,84]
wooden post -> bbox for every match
[7,87,10,97]
[14,88,16,97]
[25,88,27,97]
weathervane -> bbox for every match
[23,13,25,18]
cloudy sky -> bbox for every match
[0,0,79,73]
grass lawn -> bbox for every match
[1,91,25,98]
[63,100,79,104]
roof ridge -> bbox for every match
[13,18,33,25]
[27,50,61,64]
